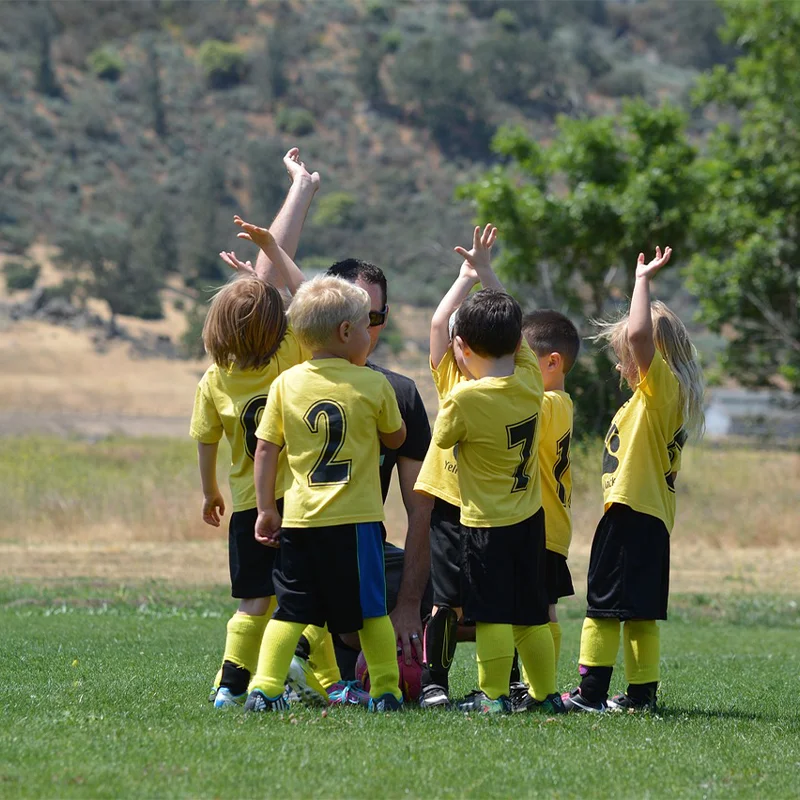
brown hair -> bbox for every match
[522,310,581,374]
[202,276,287,371]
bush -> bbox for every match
[198,40,247,90]
[87,48,124,81]
[381,29,403,54]
[275,107,315,136]
[3,261,40,292]
[313,192,362,228]
[493,9,519,32]
[596,66,646,98]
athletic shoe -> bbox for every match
[213,686,247,708]
[368,693,405,712]
[418,683,450,709]
[607,691,657,713]
[456,690,511,715]
[512,691,566,714]
[286,655,328,707]
[561,687,606,713]
[244,689,290,713]
[509,681,530,710]
[327,680,371,707]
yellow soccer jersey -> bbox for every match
[257,358,403,528]
[538,390,574,558]
[601,350,686,532]
[189,326,309,512]
[414,349,464,507]
[433,341,544,528]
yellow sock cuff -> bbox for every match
[549,621,562,668]
[579,617,620,667]
[249,619,305,698]
[303,624,341,689]
[476,623,514,700]
[222,611,270,674]
[623,620,660,684]
[360,616,401,700]
[514,624,555,701]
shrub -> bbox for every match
[198,40,247,90]
[381,29,403,54]
[87,48,124,81]
[3,261,40,292]
[493,9,519,32]
[275,107,315,136]
[313,192,362,228]
[596,66,646,98]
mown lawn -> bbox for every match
[2,584,798,799]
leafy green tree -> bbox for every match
[688,0,800,390]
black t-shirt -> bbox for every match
[367,360,431,502]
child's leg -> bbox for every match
[577,617,620,702]
[217,596,276,695]
[549,604,562,669]
[476,622,515,700]
[623,620,659,701]
[514,623,555,701]
[249,619,306,698]
[360,616,401,700]
[301,624,341,689]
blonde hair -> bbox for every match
[202,275,287,371]
[287,275,369,350]
[594,300,705,439]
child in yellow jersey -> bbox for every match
[245,275,408,713]
[414,224,503,709]
[507,310,581,710]
[563,247,704,714]
[432,284,565,715]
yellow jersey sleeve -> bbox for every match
[602,350,686,531]
[189,375,223,444]
[257,376,285,447]
[377,376,403,434]
[432,392,467,451]
[431,349,462,399]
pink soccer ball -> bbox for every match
[355,640,423,702]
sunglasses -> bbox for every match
[368,306,388,327]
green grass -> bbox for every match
[2,584,799,799]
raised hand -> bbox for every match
[234,215,275,252]
[283,147,320,192]
[219,250,255,275]
[454,224,498,279]
[636,246,672,281]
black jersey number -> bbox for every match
[554,430,572,507]
[304,400,351,486]
[506,414,538,493]
[240,395,268,461]
[602,422,620,476]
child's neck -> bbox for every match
[467,352,516,379]
[311,342,351,361]
[543,375,566,392]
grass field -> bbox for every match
[2,583,799,799]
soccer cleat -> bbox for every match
[418,683,451,709]
[368,693,405,712]
[213,686,247,708]
[286,655,329,707]
[561,687,606,713]
[244,689,290,713]
[512,691,566,714]
[327,680,371,707]
[456,690,512,715]
[509,680,530,710]
[607,691,657,713]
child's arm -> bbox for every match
[197,442,225,527]
[233,216,307,295]
[628,246,672,378]
[379,420,407,451]
[431,224,499,369]
[253,439,282,548]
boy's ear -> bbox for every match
[454,334,468,356]
[337,320,351,342]
[550,352,563,372]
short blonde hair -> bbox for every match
[202,275,287,371]
[594,300,705,439]
[287,275,370,350]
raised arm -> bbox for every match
[430,224,499,369]
[628,246,672,378]
[233,216,306,296]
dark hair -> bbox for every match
[326,258,387,307]
[522,310,581,374]
[453,289,522,358]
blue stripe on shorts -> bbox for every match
[355,522,388,619]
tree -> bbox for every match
[688,0,800,390]
[33,2,62,98]
[143,36,167,138]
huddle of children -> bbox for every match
[191,202,704,715]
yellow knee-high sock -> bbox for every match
[623,620,660,684]
[221,598,276,673]
[514,624,555,701]
[303,624,341,689]
[579,617,620,667]
[549,621,562,669]
[249,619,305,698]
[359,616,401,700]
[476,622,514,700]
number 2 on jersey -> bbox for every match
[304,400,351,486]
[506,414,538,493]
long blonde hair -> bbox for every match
[202,275,287,371]
[595,300,705,439]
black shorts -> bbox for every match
[430,498,463,608]
[546,549,574,605]
[461,507,549,627]
[586,504,670,621]
[273,522,388,635]
[229,505,280,599]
